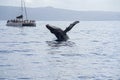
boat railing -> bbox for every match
[7,19,36,24]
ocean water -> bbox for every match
[0,21,120,80]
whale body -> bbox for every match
[46,21,79,41]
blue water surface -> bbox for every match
[0,21,120,80]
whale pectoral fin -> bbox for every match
[64,21,79,33]
[46,24,58,33]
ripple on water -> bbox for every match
[0,49,32,54]
[47,50,62,55]
[46,41,75,47]
[91,40,100,42]
[0,78,7,80]
[32,62,41,64]
[60,53,85,57]
[0,50,13,54]
[17,77,31,80]
[90,52,107,56]
[0,64,13,67]
[22,53,35,56]
[78,76,95,80]
[13,49,32,53]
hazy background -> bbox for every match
[0,0,120,12]
[0,0,120,21]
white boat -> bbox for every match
[6,19,36,27]
[6,0,36,27]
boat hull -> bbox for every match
[22,23,36,26]
[6,22,36,27]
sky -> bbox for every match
[0,0,120,12]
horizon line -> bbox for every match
[0,5,120,13]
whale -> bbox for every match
[46,21,79,41]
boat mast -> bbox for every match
[21,0,23,20]
[23,0,28,20]
[21,0,28,20]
